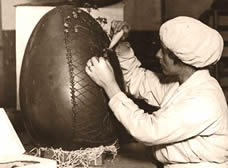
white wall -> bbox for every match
[1,0,32,30]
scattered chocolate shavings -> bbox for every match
[96,17,108,27]
[74,26,78,33]
[72,11,78,18]
[77,9,82,13]
[64,22,69,28]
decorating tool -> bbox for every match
[108,29,124,49]
[103,29,124,58]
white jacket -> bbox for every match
[109,48,228,168]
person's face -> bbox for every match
[155,45,178,76]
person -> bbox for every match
[85,16,228,168]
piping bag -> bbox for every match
[103,29,124,57]
[108,29,124,49]
[102,29,125,91]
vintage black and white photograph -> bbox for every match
[0,0,228,168]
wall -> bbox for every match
[1,0,214,32]
[164,0,213,20]
[124,0,213,30]
[0,0,217,108]
[0,1,4,106]
[1,0,32,30]
[124,0,162,31]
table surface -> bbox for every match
[102,143,157,168]
[17,123,158,168]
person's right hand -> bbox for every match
[115,41,132,58]
[109,20,131,57]
[110,20,131,41]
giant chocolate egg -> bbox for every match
[80,0,122,7]
[28,0,122,8]
[20,5,121,150]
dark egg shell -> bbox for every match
[20,5,120,150]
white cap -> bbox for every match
[159,16,224,68]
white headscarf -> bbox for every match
[159,16,224,68]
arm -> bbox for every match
[109,92,222,145]
[114,42,174,106]
[107,20,175,106]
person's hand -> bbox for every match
[109,20,131,57]
[85,56,114,88]
[110,20,131,41]
[85,56,121,98]
[114,41,132,58]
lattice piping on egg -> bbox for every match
[59,7,118,144]
[61,8,79,140]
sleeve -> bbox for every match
[109,92,222,146]
[115,43,172,107]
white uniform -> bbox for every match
[109,48,228,168]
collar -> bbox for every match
[160,69,212,107]
[177,69,211,92]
